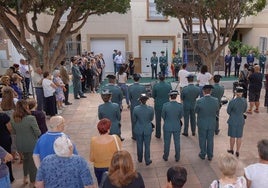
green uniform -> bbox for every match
[211,83,224,134]
[162,100,183,161]
[259,54,267,74]
[195,95,219,160]
[102,84,123,109]
[151,56,158,79]
[159,55,168,76]
[152,81,172,138]
[129,82,146,139]
[172,56,182,81]
[98,101,121,136]
[181,84,200,135]
[133,104,154,164]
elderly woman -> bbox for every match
[90,118,122,185]
[11,99,41,186]
[42,71,57,117]
[133,93,154,166]
[101,150,145,188]
[210,153,247,188]
[35,136,94,188]
[227,87,247,157]
[53,70,65,110]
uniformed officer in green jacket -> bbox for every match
[98,89,123,140]
[259,51,267,75]
[102,74,123,111]
[128,74,146,140]
[195,85,219,161]
[150,52,158,79]
[133,94,154,166]
[181,74,200,137]
[211,75,224,135]
[159,51,168,76]
[162,90,183,162]
[152,73,172,138]
[172,52,182,81]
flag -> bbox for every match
[183,47,188,64]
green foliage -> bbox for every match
[229,40,259,57]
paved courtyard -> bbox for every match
[11,81,268,188]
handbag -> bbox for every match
[112,135,120,151]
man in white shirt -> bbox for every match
[114,51,124,73]
[178,64,190,92]
[19,59,32,95]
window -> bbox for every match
[259,37,267,53]
[147,0,167,21]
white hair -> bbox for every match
[48,116,64,130]
[53,69,60,77]
[53,135,72,157]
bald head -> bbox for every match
[48,116,65,132]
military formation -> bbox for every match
[98,67,250,165]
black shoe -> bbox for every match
[215,130,220,135]
[208,157,213,161]
[155,135,161,139]
[65,102,72,105]
[182,133,188,137]
[138,159,142,163]
[74,97,80,99]
[175,158,179,162]
[80,95,87,98]
[192,133,196,136]
[146,160,152,166]
[131,137,136,141]
[227,150,234,155]
[235,152,239,157]
[198,154,205,160]
[162,156,168,161]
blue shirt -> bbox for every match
[36,154,94,188]
[33,132,78,161]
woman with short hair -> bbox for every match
[89,118,122,186]
[210,153,247,188]
[196,65,213,97]
[101,150,145,188]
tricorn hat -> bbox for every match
[235,87,244,93]
[213,75,222,79]
[161,51,165,54]
[133,73,141,79]
[186,74,195,79]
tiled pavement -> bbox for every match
[12,83,268,188]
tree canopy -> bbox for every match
[155,0,266,72]
[0,0,131,71]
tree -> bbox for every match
[0,0,130,71]
[155,0,266,73]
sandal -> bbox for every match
[246,110,253,114]
[254,109,259,113]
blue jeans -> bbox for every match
[0,174,11,188]
[118,83,129,105]
[94,167,108,185]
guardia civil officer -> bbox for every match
[172,52,182,81]
[102,74,123,110]
[133,94,154,166]
[211,75,225,135]
[181,74,200,136]
[152,73,172,138]
[227,87,247,157]
[195,85,219,161]
[98,89,123,141]
[162,90,183,162]
[128,74,146,140]
[159,51,168,76]
[151,52,158,79]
